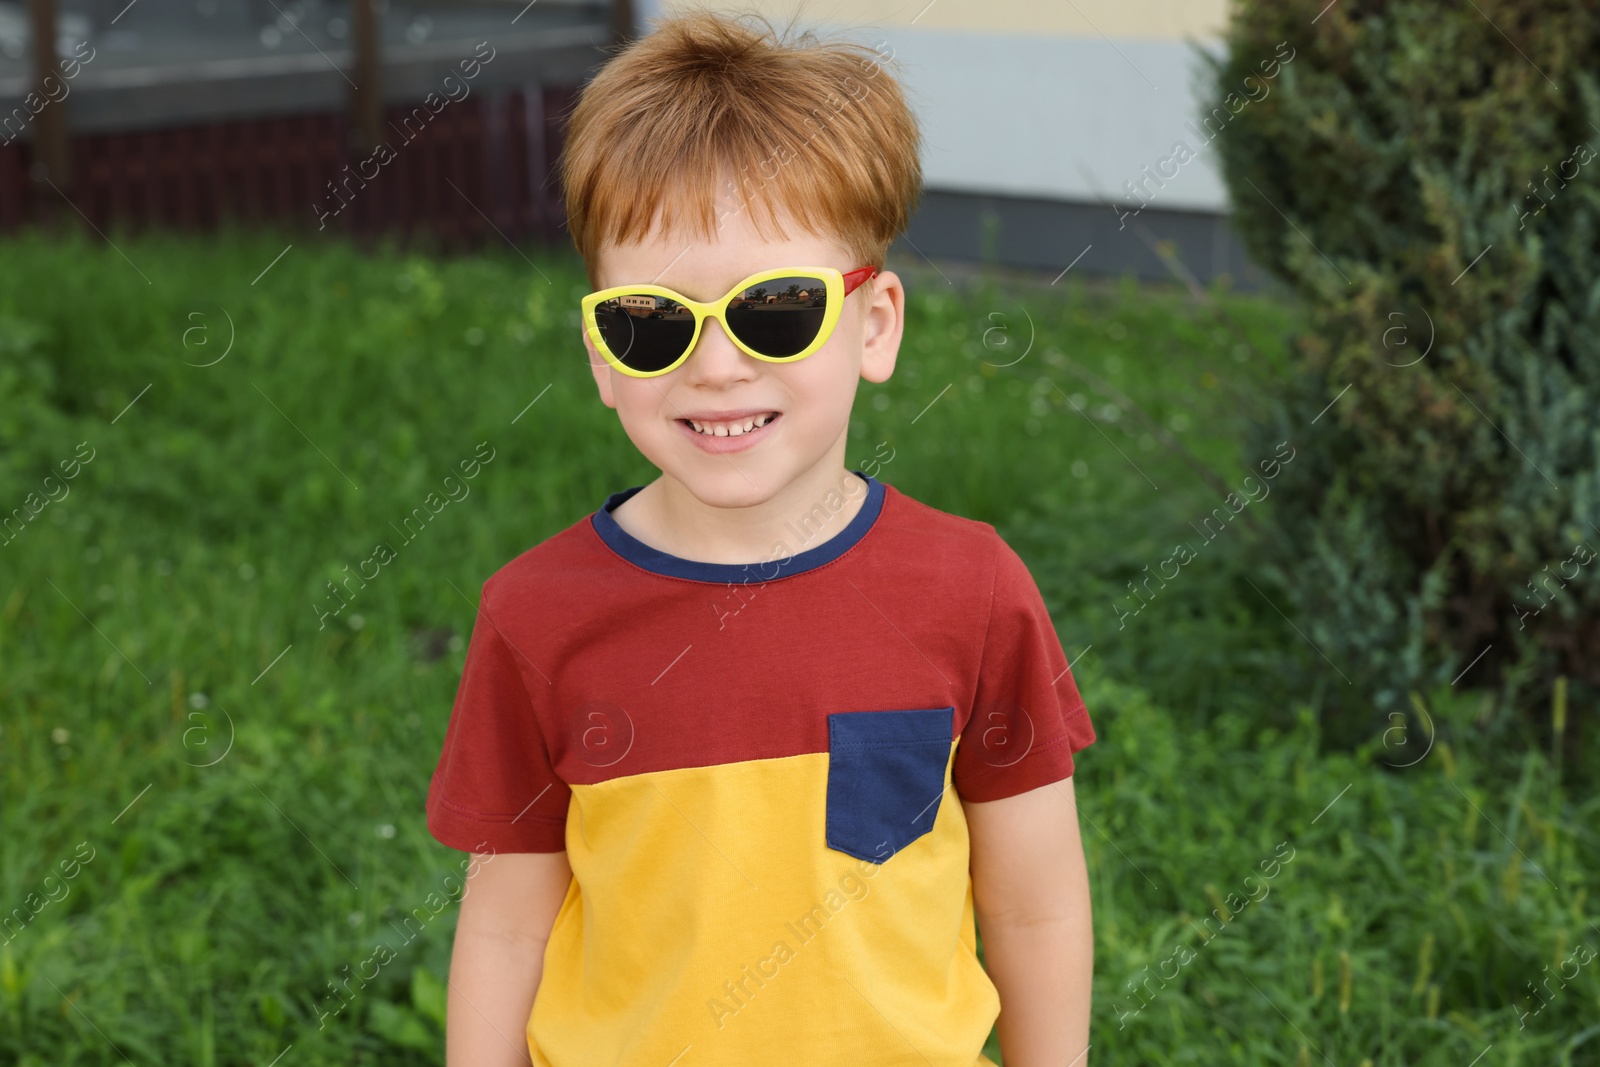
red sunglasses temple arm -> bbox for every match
[842,265,878,296]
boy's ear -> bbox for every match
[584,326,618,409]
[859,269,904,385]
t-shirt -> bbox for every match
[425,469,1096,1067]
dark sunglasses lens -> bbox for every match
[594,296,696,372]
[723,275,828,358]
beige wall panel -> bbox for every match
[655,0,1229,40]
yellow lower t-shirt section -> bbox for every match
[527,746,1001,1066]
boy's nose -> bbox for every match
[681,317,758,383]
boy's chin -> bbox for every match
[660,460,804,510]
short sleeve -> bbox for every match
[953,537,1096,802]
[425,593,570,852]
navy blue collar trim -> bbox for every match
[591,471,885,584]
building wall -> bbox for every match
[644,0,1238,213]
[648,0,1228,38]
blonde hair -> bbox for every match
[556,8,923,286]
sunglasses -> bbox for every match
[581,264,878,378]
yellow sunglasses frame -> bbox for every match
[581,265,873,378]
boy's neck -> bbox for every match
[609,462,870,567]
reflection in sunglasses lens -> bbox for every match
[724,275,828,358]
[594,295,696,373]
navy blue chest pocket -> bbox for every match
[825,707,955,864]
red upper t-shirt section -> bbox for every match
[426,473,1096,853]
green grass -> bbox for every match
[1,225,1596,1065]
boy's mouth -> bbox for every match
[675,410,782,453]
[677,411,780,438]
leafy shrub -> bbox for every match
[1203,0,1600,733]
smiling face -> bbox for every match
[583,200,904,513]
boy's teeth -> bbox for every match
[688,413,774,437]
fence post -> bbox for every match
[349,0,383,155]
[611,0,635,45]
[27,0,70,189]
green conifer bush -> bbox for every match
[1203,0,1600,729]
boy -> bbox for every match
[425,11,1096,1066]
